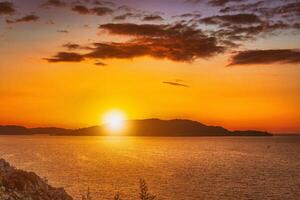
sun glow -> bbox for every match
[102,110,126,134]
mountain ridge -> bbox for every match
[0,119,272,136]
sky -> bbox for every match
[0,0,300,133]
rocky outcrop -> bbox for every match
[0,159,73,200]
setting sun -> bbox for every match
[102,110,126,134]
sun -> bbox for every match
[102,110,126,134]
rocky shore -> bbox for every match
[0,159,73,200]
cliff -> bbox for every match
[0,159,73,200]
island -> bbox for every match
[0,119,272,136]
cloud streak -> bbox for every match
[6,15,39,24]
[229,49,300,66]
[45,52,84,62]
[162,81,189,87]
[42,0,66,8]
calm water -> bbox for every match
[0,136,299,200]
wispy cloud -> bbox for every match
[142,14,163,21]
[162,81,189,88]
[6,15,39,24]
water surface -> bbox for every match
[0,136,299,200]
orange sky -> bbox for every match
[0,0,300,133]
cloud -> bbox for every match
[228,49,300,66]
[174,12,201,18]
[208,0,243,6]
[201,13,262,25]
[185,0,242,6]
[99,23,170,37]
[0,1,15,15]
[93,0,115,7]
[265,2,300,19]
[218,1,300,25]
[219,1,265,13]
[94,61,107,66]
[113,12,136,20]
[71,5,90,14]
[42,0,66,7]
[6,15,39,24]
[142,14,163,21]
[57,30,69,33]
[71,4,113,16]
[162,81,189,87]
[91,6,113,16]
[46,23,225,63]
[62,43,81,50]
[212,21,289,42]
[45,52,84,62]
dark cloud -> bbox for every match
[93,0,115,7]
[201,13,262,25]
[71,5,90,14]
[42,0,66,7]
[142,14,163,21]
[0,1,15,15]
[219,1,265,13]
[218,1,300,24]
[208,0,243,6]
[100,23,170,37]
[62,43,81,50]
[162,81,189,87]
[229,49,300,66]
[212,21,289,42]
[44,1,300,66]
[113,12,136,20]
[90,6,113,16]
[94,61,107,66]
[45,52,84,62]
[175,13,201,18]
[46,23,225,63]
[57,30,69,33]
[184,0,204,3]
[6,15,39,24]
[185,0,243,6]
[71,4,113,16]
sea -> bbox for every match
[0,136,299,200]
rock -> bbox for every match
[0,159,73,200]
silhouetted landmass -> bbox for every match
[0,119,272,136]
[30,127,69,135]
[0,126,32,135]
[0,126,70,135]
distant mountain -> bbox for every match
[0,126,69,135]
[0,119,272,136]
[30,127,70,135]
[0,125,32,135]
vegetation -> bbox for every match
[139,179,156,200]
[81,179,156,200]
